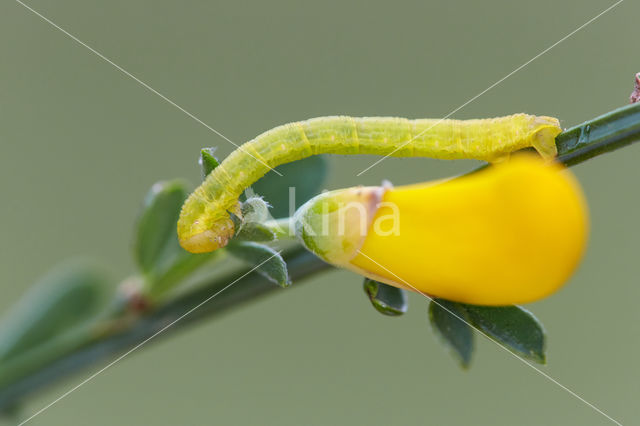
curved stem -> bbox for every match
[0,247,329,411]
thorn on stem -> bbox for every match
[630,73,640,104]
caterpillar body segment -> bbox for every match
[178,114,562,253]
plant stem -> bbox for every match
[556,102,640,165]
[0,247,329,411]
[264,217,295,239]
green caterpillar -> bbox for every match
[178,114,562,253]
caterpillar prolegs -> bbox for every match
[178,114,562,253]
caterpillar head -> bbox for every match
[178,196,241,253]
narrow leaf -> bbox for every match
[0,261,110,362]
[227,242,290,287]
[464,304,546,364]
[134,180,189,275]
[199,147,220,179]
[363,279,408,316]
[428,299,474,368]
[250,155,328,218]
[134,180,216,297]
[233,222,276,242]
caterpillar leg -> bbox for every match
[531,116,561,161]
[532,135,558,161]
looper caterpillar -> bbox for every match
[178,114,562,253]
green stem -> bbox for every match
[264,217,295,239]
[556,102,640,165]
[0,247,329,411]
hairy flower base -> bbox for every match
[295,155,588,305]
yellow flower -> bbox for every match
[294,155,588,305]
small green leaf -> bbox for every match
[464,304,546,364]
[363,279,408,316]
[241,195,271,223]
[149,251,219,298]
[234,222,276,242]
[134,180,216,298]
[227,242,290,287]
[134,179,189,275]
[229,195,275,242]
[0,261,110,362]
[199,147,220,179]
[428,299,474,368]
[250,155,328,218]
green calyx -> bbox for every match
[293,186,385,266]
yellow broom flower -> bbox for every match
[293,155,588,305]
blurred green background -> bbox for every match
[1,0,638,424]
